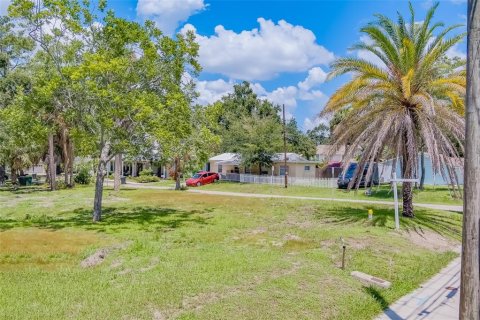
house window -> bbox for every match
[218,165,223,173]
[280,165,289,176]
[304,165,310,171]
[245,166,251,174]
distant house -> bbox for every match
[208,152,319,178]
[315,145,346,163]
[378,154,464,185]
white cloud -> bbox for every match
[136,0,206,35]
[181,18,335,81]
[0,0,11,15]
[250,82,267,96]
[298,67,327,91]
[195,67,329,124]
[266,86,298,109]
[303,117,329,131]
[446,43,466,60]
[196,79,235,105]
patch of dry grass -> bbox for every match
[0,229,108,270]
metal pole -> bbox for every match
[282,104,288,188]
[341,245,346,270]
[393,171,400,230]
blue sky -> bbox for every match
[1,0,468,130]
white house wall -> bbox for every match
[379,154,464,185]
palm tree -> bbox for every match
[322,2,466,217]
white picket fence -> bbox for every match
[221,173,337,188]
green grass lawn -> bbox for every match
[200,181,463,206]
[0,186,462,319]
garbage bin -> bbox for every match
[120,176,127,184]
[18,176,33,186]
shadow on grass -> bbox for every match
[0,186,51,194]
[364,286,389,309]
[338,185,456,201]
[315,205,462,240]
[0,206,213,233]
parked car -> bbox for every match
[186,171,220,187]
[337,163,379,189]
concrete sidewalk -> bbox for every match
[376,257,461,320]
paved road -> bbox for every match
[376,257,461,320]
[119,182,463,213]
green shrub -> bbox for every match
[131,175,160,183]
[55,180,68,189]
[74,167,91,185]
[139,168,154,176]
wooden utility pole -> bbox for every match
[282,104,288,188]
[460,1,480,318]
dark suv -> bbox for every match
[337,163,379,189]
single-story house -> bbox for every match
[315,145,346,163]
[208,152,320,179]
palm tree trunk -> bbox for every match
[402,181,414,217]
[402,147,414,218]
[419,152,425,190]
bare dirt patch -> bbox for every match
[80,241,131,268]
[403,228,460,252]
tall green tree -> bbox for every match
[9,0,88,189]
[0,15,33,108]
[322,2,466,217]
[0,15,38,184]
[232,114,283,173]
[306,122,330,145]
[286,118,316,159]
[0,96,47,184]
[214,81,316,168]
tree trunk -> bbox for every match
[402,181,414,218]
[10,162,17,186]
[92,142,111,222]
[68,142,74,187]
[460,1,480,318]
[93,159,106,222]
[419,152,425,190]
[402,147,414,218]
[0,164,5,185]
[114,153,122,192]
[48,133,56,191]
[175,157,181,190]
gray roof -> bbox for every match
[210,152,316,164]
